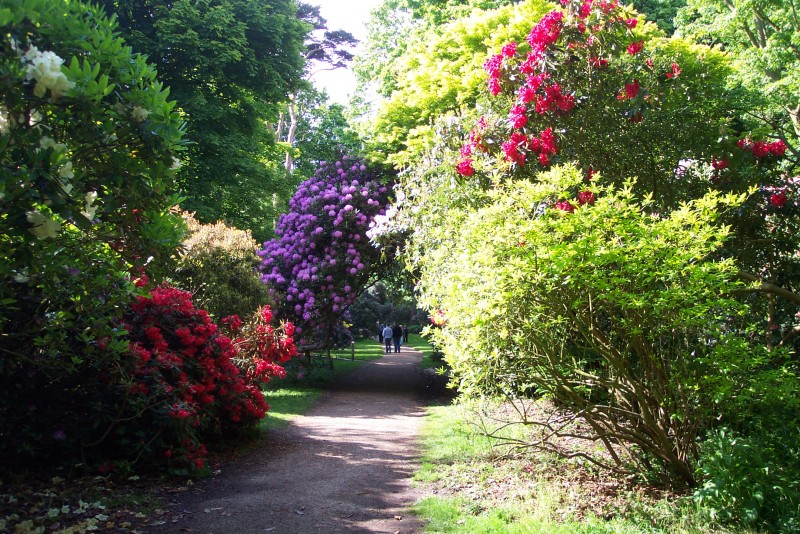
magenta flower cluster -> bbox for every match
[257,157,391,333]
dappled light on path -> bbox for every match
[147,347,433,533]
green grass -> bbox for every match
[413,402,721,534]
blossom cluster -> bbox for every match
[737,138,787,159]
[21,45,74,99]
[258,157,391,339]
[123,285,297,471]
[457,0,685,180]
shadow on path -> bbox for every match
[146,345,450,534]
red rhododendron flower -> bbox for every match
[538,153,551,166]
[627,40,644,55]
[624,79,641,99]
[222,315,243,331]
[666,62,681,79]
[509,104,529,128]
[711,158,729,170]
[555,200,575,213]
[590,56,609,69]
[578,190,596,205]
[768,140,787,157]
[752,141,769,158]
[623,18,638,29]
[771,191,788,208]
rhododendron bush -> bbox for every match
[416,165,791,486]
[173,212,272,320]
[454,0,800,301]
[114,285,296,473]
[258,155,393,350]
[0,0,186,470]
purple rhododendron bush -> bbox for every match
[258,155,394,351]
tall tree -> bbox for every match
[97,0,310,241]
[272,3,359,178]
[353,0,518,102]
[676,0,800,143]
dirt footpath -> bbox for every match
[147,345,445,534]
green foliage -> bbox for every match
[172,212,272,320]
[365,0,556,166]
[633,0,685,35]
[292,93,364,180]
[98,0,310,241]
[354,0,519,100]
[0,0,185,469]
[416,165,749,485]
[694,427,800,531]
[676,0,800,139]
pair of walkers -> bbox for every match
[381,324,403,353]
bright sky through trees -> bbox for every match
[311,0,381,103]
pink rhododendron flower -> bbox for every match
[502,41,517,58]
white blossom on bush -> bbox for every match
[22,45,74,99]
[26,210,61,239]
[131,106,150,122]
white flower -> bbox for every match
[13,272,30,283]
[131,106,150,122]
[38,136,66,153]
[0,105,10,135]
[58,160,74,180]
[171,156,182,170]
[82,191,98,220]
[22,47,74,99]
[26,210,61,239]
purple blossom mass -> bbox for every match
[257,156,392,346]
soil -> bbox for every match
[145,345,451,534]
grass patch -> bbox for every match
[260,386,323,430]
[413,401,724,533]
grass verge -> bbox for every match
[413,401,732,534]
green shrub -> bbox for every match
[172,212,272,320]
[694,427,800,531]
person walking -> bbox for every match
[391,323,403,353]
[382,324,393,353]
[402,325,409,343]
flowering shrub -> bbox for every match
[0,0,185,470]
[116,286,296,473]
[456,0,740,212]
[257,155,393,350]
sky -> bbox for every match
[310,0,383,104]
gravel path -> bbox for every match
[147,345,445,534]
